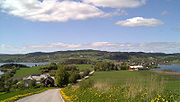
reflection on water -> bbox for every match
[154,65,180,72]
[0,62,50,75]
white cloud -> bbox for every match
[115,17,164,27]
[1,42,180,54]
[0,0,107,22]
[161,11,168,15]
[83,0,146,8]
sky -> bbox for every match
[0,0,180,54]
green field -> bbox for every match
[14,66,43,77]
[76,64,94,71]
[0,88,44,101]
[63,71,180,102]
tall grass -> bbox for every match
[62,71,180,102]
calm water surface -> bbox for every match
[0,62,50,67]
[0,62,50,75]
[154,65,180,72]
[0,71,3,75]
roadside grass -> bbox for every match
[0,88,45,101]
[14,66,45,77]
[76,64,94,71]
[62,71,180,102]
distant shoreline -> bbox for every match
[153,71,180,79]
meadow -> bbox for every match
[62,71,180,102]
[76,64,94,71]
[0,88,45,101]
[14,66,44,77]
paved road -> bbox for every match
[16,89,64,102]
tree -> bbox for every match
[120,65,129,70]
[69,72,79,83]
[55,66,69,87]
[29,79,36,88]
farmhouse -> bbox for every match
[23,73,55,86]
[129,65,148,71]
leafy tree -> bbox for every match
[55,66,69,87]
[69,72,79,83]
[120,65,129,70]
[29,79,36,88]
[94,62,117,71]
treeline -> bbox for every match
[62,59,92,64]
[0,64,28,92]
[1,50,180,63]
[94,62,129,71]
[55,65,90,87]
[0,64,28,72]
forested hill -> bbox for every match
[0,50,180,63]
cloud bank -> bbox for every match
[115,17,164,27]
[83,0,146,8]
[1,42,180,54]
[0,0,147,22]
[0,0,107,22]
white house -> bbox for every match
[129,65,144,71]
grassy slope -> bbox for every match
[0,88,44,101]
[14,66,42,77]
[76,64,94,71]
[91,71,180,90]
[63,71,180,102]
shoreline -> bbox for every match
[153,71,180,79]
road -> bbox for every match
[16,89,65,102]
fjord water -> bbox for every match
[0,62,50,75]
[154,65,180,72]
[0,70,3,75]
[0,62,50,67]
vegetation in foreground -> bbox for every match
[0,88,46,101]
[62,71,180,102]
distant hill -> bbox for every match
[0,50,180,63]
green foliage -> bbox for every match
[79,79,94,90]
[55,66,69,87]
[69,72,80,83]
[62,59,91,64]
[76,64,93,71]
[94,62,118,71]
[65,65,79,71]
[1,50,180,64]
[29,79,36,88]
[63,71,180,102]
[14,66,42,77]
[0,88,44,101]
[40,63,58,73]
[120,65,129,70]
[82,69,90,77]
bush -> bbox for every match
[29,79,36,88]
[69,72,80,83]
[120,65,129,70]
[79,79,94,90]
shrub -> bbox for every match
[29,79,36,88]
[79,79,94,90]
[69,72,80,84]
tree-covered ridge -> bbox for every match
[0,50,180,63]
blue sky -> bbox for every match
[0,0,180,54]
